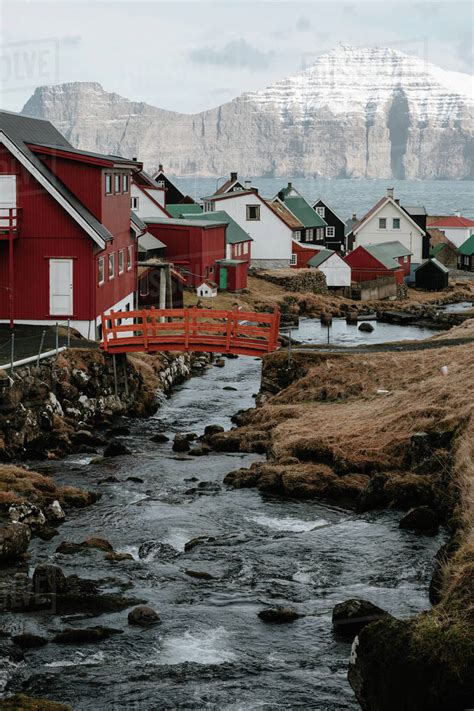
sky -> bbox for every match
[0,0,473,113]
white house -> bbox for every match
[202,188,293,268]
[307,249,351,288]
[427,213,474,248]
[131,171,169,220]
[197,281,217,298]
[346,188,426,265]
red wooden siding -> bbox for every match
[291,241,320,268]
[344,246,404,284]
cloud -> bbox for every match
[295,16,312,32]
[189,38,273,70]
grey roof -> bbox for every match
[0,110,114,244]
[30,142,138,166]
[363,241,412,270]
[143,216,228,228]
[415,258,450,274]
[345,217,358,236]
[131,211,147,232]
[181,210,252,244]
[404,206,427,216]
[138,232,166,252]
[308,249,336,268]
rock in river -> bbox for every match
[138,540,180,561]
[399,506,440,535]
[332,598,391,638]
[172,434,191,452]
[53,627,123,644]
[358,322,374,333]
[258,608,303,624]
[9,503,46,528]
[33,564,68,595]
[0,523,31,562]
[128,605,160,627]
[150,433,169,443]
[103,440,131,457]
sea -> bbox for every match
[174,177,474,220]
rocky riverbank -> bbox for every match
[0,348,210,461]
[204,322,474,709]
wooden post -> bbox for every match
[159,269,166,323]
[8,216,14,329]
[101,314,109,351]
[122,354,129,396]
[184,308,190,350]
[10,333,14,374]
[112,354,118,397]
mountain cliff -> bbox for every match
[21,45,473,179]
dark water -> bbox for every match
[4,344,443,710]
[177,177,474,221]
[438,301,474,313]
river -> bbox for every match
[5,322,444,710]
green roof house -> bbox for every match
[273,182,327,245]
[166,203,203,218]
[458,234,474,272]
[181,210,253,261]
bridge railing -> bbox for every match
[100,306,280,356]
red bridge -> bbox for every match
[100,307,280,357]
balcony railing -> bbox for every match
[0,208,21,236]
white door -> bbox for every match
[0,175,16,229]
[49,259,73,316]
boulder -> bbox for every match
[150,433,169,443]
[0,523,31,562]
[83,537,114,552]
[128,605,160,627]
[9,503,46,528]
[172,434,190,452]
[399,506,440,535]
[223,386,238,391]
[126,476,144,483]
[258,607,303,624]
[56,541,84,555]
[33,564,68,595]
[184,535,216,552]
[213,359,226,368]
[184,569,215,580]
[320,313,333,326]
[138,541,179,562]
[189,445,211,457]
[35,526,59,541]
[203,424,224,437]
[358,322,374,333]
[45,500,66,523]
[332,598,391,638]
[53,627,123,644]
[105,552,134,562]
[103,440,131,457]
[107,425,131,437]
[12,633,48,649]
[346,312,359,325]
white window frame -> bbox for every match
[98,256,105,285]
[246,204,260,221]
[114,174,121,193]
[316,206,325,218]
[326,226,335,238]
[393,218,400,229]
[307,228,314,240]
[105,174,112,195]
[379,218,387,229]
[108,253,115,280]
[243,242,249,254]
[290,253,297,266]
[122,175,129,193]
[131,196,139,210]
[157,180,165,187]
[127,245,134,271]
[118,249,124,274]
[294,230,301,242]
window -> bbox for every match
[209,266,214,274]
[204,201,215,212]
[131,196,139,210]
[290,253,297,266]
[243,242,249,254]
[122,175,129,193]
[326,226,335,237]
[317,228,324,239]
[98,256,105,285]
[105,174,112,194]
[307,228,314,240]
[127,245,133,271]
[118,250,124,274]
[157,180,165,187]
[294,230,301,242]
[108,253,115,280]
[316,206,325,218]
[403,255,409,263]
[246,204,260,221]
[393,218,400,229]
[379,218,387,229]
[114,174,121,193]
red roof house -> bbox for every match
[144,217,226,287]
[290,240,321,268]
[344,242,410,284]
[0,110,141,338]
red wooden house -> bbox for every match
[144,217,226,287]
[344,241,411,285]
[0,110,141,338]
[290,240,321,268]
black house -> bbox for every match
[403,205,430,259]
[313,199,347,252]
[415,258,449,291]
[152,165,195,205]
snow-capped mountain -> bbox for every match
[21,45,473,179]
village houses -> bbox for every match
[427,213,474,249]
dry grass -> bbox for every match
[0,464,95,510]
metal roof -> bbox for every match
[308,249,336,268]
[138,232,166,252]
[404,206,427,216]
[415,258,450,274]
[458,234,474,256]
[282,196,327,228]
[364,241,411,270]
[181,210,252,244]
[166,203,203,218]
[143,216,227,228]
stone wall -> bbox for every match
[0,348,208,461]
[254,268,328,295]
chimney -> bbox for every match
[454,210,461,217]
[278,191,285,201]
[132,157,137,162]
[386,187,394,199]
[158,164,163,171]
[231,172,238,181]
[352,213,357,220]
[395,198,400,205]
[288,182,292,189]
[244,180,252,190]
